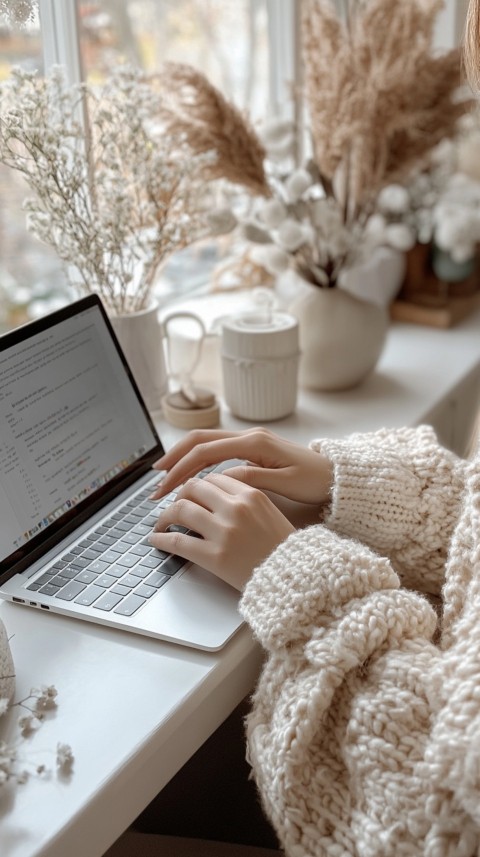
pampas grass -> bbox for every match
[159,1,471,223]
[302,0,472,219]
[158,63,270,197]
[156,1,473,290]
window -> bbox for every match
[77,1,270,118]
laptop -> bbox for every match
[0,294,243,651]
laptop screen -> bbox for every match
[0,296,162,572]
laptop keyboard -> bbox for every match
[24,474,211,617]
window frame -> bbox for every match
[38,0,83,83]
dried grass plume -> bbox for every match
[157,62,270,197]
[302,0,474,219]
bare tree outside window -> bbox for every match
[78,0,269,116]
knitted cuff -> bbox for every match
[240,525,402,651]
[309,426,443,553]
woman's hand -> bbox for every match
[151,427,333,506]
[149,472,294,590]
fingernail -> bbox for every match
[148,485,162,500]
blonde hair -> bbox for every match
[465,0,480,90]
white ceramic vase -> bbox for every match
[289,285,389,391]
[110,303,168,413]
[0,618,15,705]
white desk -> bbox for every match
[1,312,480,857]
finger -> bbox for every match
[153,496,215,537]
[148,527,214,570]
[153,478,226,527]
[149,431,267,499]
[203,471,256,497]
[219,463,296,496]
[152,429,244,471]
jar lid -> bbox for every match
[221,311,299,360]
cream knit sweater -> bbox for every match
[240,425,480,857]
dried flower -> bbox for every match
[0,66,216,315]
[377,185,411,216]
[0,0,37,26]
[18,713,42,735]
[301,0,472,218]
[56,743,74,773]
[158,62,269,197]
[0,683,73,787]
[372,126,480,265]
[160,0,471,291]
[236,156,370,287]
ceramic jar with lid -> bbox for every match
[221,310,300,421]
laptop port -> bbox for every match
[40,604,50,610]
[29,601,37,607]
[12,596,25,603]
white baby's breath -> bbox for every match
[56,742,74,773]
[0,682,74,788]
[0,0,37,26]
[0,66,215,314]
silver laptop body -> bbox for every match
[0,295,242,651]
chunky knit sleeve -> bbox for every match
[240,524,477,856]
[310,425,467,595]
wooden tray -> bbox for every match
[390,291,480,328]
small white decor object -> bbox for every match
[161,311,220,429]
[221,299,299,421]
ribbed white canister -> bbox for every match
[221,311,300,421]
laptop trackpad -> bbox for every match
[177,563,233,592]
[136,561,243,650]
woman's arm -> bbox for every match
[239,524,476,855]
[311,425,468,594]
[150,424,468,594]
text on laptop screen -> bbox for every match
[0,304,158,562]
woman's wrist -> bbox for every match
[312,451,334,507]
